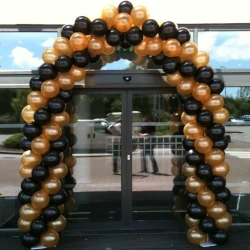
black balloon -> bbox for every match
[179,61,197,78]
[211,229,229,245]
[185,190,198,203]
[159,21,178,40]
[87,50,101,64]
[38,63,58,80]
[106,28,123,46]
[48,96,66,114]
[207,175,226,193]
[176,27,191,44]
[21,232,40,248]
[65,175,77,189]
[71,50,89,68]
[215,187,231,203]
[23,122,42,140]
[120,36,131,49]
[61,24,75,39]
[20,137,32,151]
[169,95,179,107]
[50,136,68,152]
[29,76,43,91]
[55,56,73,73]
[162,56,180,74]
[152,52,166,65]
[196,110,214,127]
[186,149,205,167]
[18,190,31,205]
[172,185,182,196]
[34,108,51,126]
[68,133,77,147]
[195,66,214,83]
[42,151,60,168]
[126,26,143,46]
[32,165,49,183]
[89,57,103,69]
[59,89,74,103]
[187,203,206,219]
[178,94,192,104]
[213,136,229,151]
[30,218,47,237]
[50,189,67,205]
[183,98,202,115]
[196,163,213,181]
[21,178,41,196]
[142,19,159,38]
[208,78,224,94]
[91,18,108,37]
[182,137,195,151]
[42,204,60,221]
[118,1,133,14]
[74,16,91,35]
[206,123,225,140]
[199,216,217,234]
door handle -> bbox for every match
[93,134,95,138]
[87,134,90,139]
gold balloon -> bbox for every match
[197,189,215,207]
[193,51,210,68]
[212,162,229,177]
[64,197,76,213]
[69,32,88,51]
[203,94,224,112]
[171,112,182,122]
[42,177,62,195]
[212,108,229,124]
[64,155,77,169]
[21,105,36,123]
[48,215,67,232]
[69,113,78,123]
[192,83,211,102]
[177,78,196,96]
[187,227,207,245]
[19,204,41,221]
[170,123,180,133]
[102,53,117,64]
[56,73,75,90]
[50,162,68,179]
[59,152,64,162]
[19,165,33,178]
[184,121,204,140]
[171,165,180,176]
[185,214,200,228]
[162,39,181,57]
[185,176,206,193]
[27,91,48,109]
[215,212,232,229]
[69,65,86,82]
[134,37,148,56]
[167,71,183,87]
[205,148,225,167]
[42,122,62,141]
[31,190,50,209]
[181,112,196,125]
[194,136,213,154]
[69,167,74,176]
[51,111,70,127]
[31,135,50,155]
[171,156,184,167]
[41,80,60,98]
[207,201,227,219]
[131,6,148,27]
[40,230,60,248]
[53,37,73,57]
[17,218,31,232]
[132,55,146,66]
[182,162,196,177]
[58,204,64,214]
[87,36,104,55]
[42,48,60,64]
[146,37,163,56]
[103,40,116,55]
[21,150,42,168]
[180,41,198,62]
[114,13,133,32]
[101,5,119,27]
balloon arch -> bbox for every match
[18,1,231,248]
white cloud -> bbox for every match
[198,32,250,62]
[10,46,42,69]
[19,41,22,44]
[41,38,55,47]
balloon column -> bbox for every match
[18,0,231,247]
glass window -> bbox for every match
[0,32,57,70]
[198,31,250,69]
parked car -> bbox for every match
[225,117,247,126]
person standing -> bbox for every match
[139,116,159,174]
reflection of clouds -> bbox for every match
[41,38,55,47]
[198,32,250,62]
[102,59,131,70]
[10,46,42,69]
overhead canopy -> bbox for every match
[1,0,250,25]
